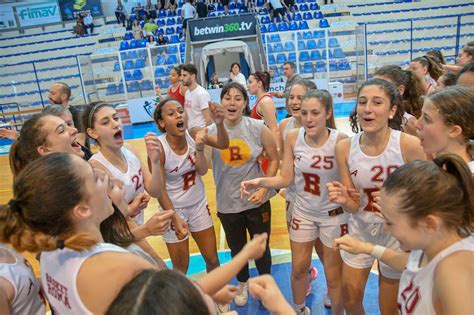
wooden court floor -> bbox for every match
[0,139,290,275]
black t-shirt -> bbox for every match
[196,2,208,18]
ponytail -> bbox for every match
[413,56,443,80]
[402,70,424,118]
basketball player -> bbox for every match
[327,78,425,314]
[334,154,473,315]
[152,98,229,274]
[242,90,348,315]
[208,82,279,307]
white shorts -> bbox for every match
[341,216,401,279]
[289,208,349,248]
[146,31,154,36]
[285,197,294,224]
[163,198,213,243]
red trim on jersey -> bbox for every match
[250,93,272,120]
[167,82,185,105]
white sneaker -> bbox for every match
[234,281,248,307]
[216,303,230,313]
[296,306,311,315]
[324,292,332,309]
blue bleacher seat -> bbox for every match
[333,48,345,59]
[139,39,147,48]
[156,54,166,65]
[167,17,175,25]
[303,12,313,20]
[124,71,133,81]
[260,24,267,33]
[141,80,153,90]
[288,52,296,63]
[322,50,333,59]
[270,34,281,42]
[289,21,298,31]
[319,19,329,28]
[156,28,164,35]
[276,53,287,64]
[157,19,165,27]
[314,11,324,19]
[138,49,147,58]
[128,50,137,59]
[310,3,319,11]
[268,54,276,64]
[129,81,140,92]
[293,13,302,21]
[299,21,309,30]
[167,54,178,65]
[120,41,129,50]
[176,17,182,24]
[303,62,313,74]
[168,46,178,54]
[159,10,166,18]
[166,27,175,35]
[298,41,306,50]
[266,44,273,53]
[167,10,176,17]
[329,38,339,48]
[278,23,288,32]
[329,61,337,72]
[140,21,145,28]
[300,51,310,61]
[268,24,277,32]
[285,42,295,51]
[316,61,326,72]
[120,52,128,59]
[106,84,118,95]
[176,26,182,34]
[274,43,284,52]
[130,39,138,49]
[132,69,143,80]
[155,67,166,77]
[113,62,121,71]
[317,39,326,49]
[124,60,134,70]
[313,30,325,38]
[179,43,186,52]
[135,59,145,68]
[300,4,309,11]
[311,50,322,61]
[307,39,317,49]
[124,32,133,40]
[303,31,313,40]
[170,35,180,44]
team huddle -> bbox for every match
[0,62,473,315]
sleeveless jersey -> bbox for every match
[90,147,145,224]
[250,94,272,120]
[167,82,185,106]
[209,117,275,214]
[158,131,205,208]
[283,117,297,203]
[348,129,405,223]
[125,243,158,267]
[293,128,346,221]
[40,243,127,314]
[0,245,45,315]
[397,235,474,315]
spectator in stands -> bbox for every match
[209,73,223,89]
[157,33,168,45]
[229,63,247,88]
[436,72,458,90]
[72,14,85,36]
[457,61,474,88]
[145,0,157,19]
[324,0,334,4]
[196,0,208,18]
[115,0,127,26]
[83,11,94,34]
[169,0,178,15]
[221,0,230,15]
[144,18,158,43]
[283,0,296,13]
[274,62,301,99]
[269,0,290,24]
[48,82,86,147]
[181,63,212,129]
[409,55,443,94]
[181,0,196,37]
[132,20,144,40]
[133,2,146,21]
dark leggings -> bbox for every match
[218,201,272,282]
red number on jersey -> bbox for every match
[371,165,399,183]
[363,187,380,212]
[302,172,321,195]
[291,217,301,231]
[187,152,196,166]
[182,170,196,191]
[340,223,349,236]
[310,155,334,169]
[131,168,143,191]
[398,279,421,314]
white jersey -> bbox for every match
[158,131,205,208]
[0,245,45,315]
[90,147,145,224]
[397,235,474,315]
[283,117,297,203]
[293,128,346,221]
[348,129,404,223]
[184,85,210,129]
[40,243,127,314]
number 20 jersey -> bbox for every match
[293,128,342,222]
